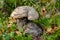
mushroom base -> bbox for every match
[16,17,43,40]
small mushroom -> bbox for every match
[9,6,43,40]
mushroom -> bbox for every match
[8,6,43,40]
